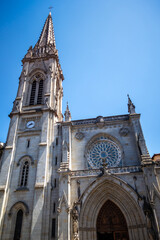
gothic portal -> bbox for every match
[97,200,129,240]
[0,12,160,240]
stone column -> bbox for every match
[57,123,71,240]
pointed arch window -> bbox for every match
[29,80,36,105]
[29,74,44,105]
[37,79,44,104]
[13,209,23,240]
[20,161,29,187]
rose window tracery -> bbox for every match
[86,136,121,169]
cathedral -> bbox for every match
[0,12,160,240]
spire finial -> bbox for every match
[64,102,71,122]
[127,94,136,114]
[66,101,69,110]
[49,6,53,15]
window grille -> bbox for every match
[20,161,29,187]
[37,80,43,104]
[29,81,36,105]
[13,210,23,240]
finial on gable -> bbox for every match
[127,94,136,114]
[64,102,71,121]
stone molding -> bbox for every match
[57,190,70,214]
[78,177,147,240]
[70,166,142,178]
[8,201,29,216]
[17,155,34,166]
[72,115,129,126]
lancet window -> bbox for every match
[13,209,23,240]
[20,161,29,187]
[29,80,36,105]
[29,73,44,105]
[37,79,44,104]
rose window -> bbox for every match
[87,136,121,169]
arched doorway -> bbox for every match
[97,200,129,240]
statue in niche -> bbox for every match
[72,203,79,240]
[15,101,20,111]
[45,97,49,108]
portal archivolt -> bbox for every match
[79,177,148,240]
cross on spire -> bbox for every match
[49,6,53,14]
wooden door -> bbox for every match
[97,200,129,240]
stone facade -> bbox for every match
[0,13,160,240]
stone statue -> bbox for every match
[72,204,79,240]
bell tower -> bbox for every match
[0,12,63,240]
[14,11,63,119]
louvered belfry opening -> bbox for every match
[20,161,29,187]
[13,210,23,240]
[37,79,43,104]
[29,74,44,106]
[29,80,36,105]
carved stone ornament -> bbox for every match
[72,204,79,240]
[119,127,129,137]
[96,116,105,128]
[45,97,49,108]
[75,132,84,141]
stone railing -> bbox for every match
[70,166,142,177]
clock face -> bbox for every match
[26,121,35,129]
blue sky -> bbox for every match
[0,0,160,155]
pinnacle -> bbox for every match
[127,94,136,114]
[64,102,71,121]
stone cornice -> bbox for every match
[10,106,58,117]
[60,114,130,128]
[129,113,141,120]
[22,53,64,81]
[72,115,129,126]
[58,166,142,177]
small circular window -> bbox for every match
[86,136,122,169]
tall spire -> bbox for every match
[23,13,59,62]
[22,13,64,80]
[35,12,56,49]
